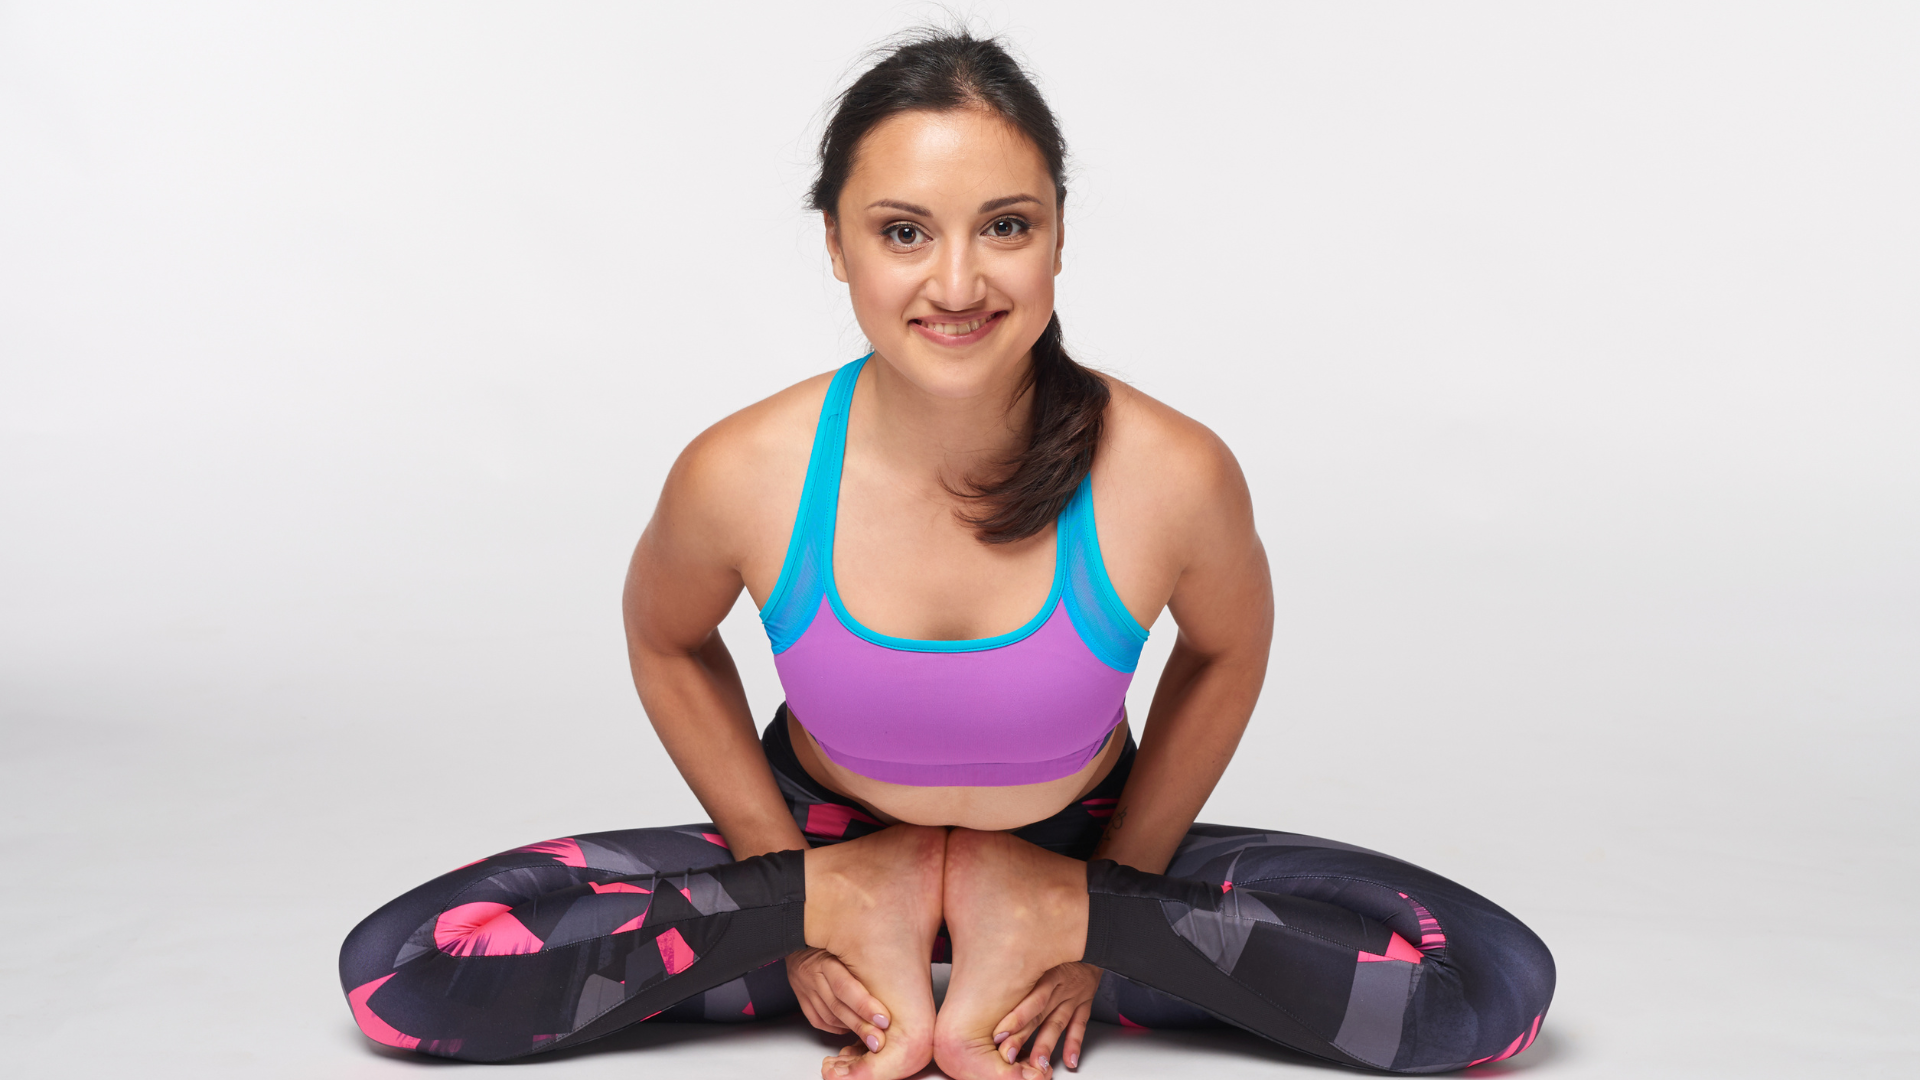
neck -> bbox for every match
[854,351,1035,497]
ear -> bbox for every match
[1053,211,1065,277]
[824,213,849,283]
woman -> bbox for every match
[338,31,1555,1079]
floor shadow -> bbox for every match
[352,1013,822,1066]
[348,981,1569,1075]
[526,1012,820,1062]
[1079,1022,1349,1072]
[1077,1022,1569,1075]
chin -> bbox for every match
[884,342,1038,398]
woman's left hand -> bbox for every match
[991,960,1101,1072]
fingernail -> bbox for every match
[993,1031,1010,1044]
[1067,1051,1079,1068]
[872,1013,889,1029]
[1005,1041,1019,1063]
[864,1033,880,1053]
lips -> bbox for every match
[921,315,989,335]
[909,310,1006,344]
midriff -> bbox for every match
[786,707,1127,831]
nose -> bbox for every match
[925,234,987,311]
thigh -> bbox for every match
[339,826,800,1061]
[1095,822,1554,1068]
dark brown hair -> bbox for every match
[810,30,1109,545]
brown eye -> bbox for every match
[988,217,1027,238]
[888,225,921,246]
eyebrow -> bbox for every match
[864,194,1045,216]
[978,194,1043,213]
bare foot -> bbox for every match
[934,829,1090,1080]
[806,825,947,1080]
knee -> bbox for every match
[1439,913,1555,1068]
[1486,914,1556,1015]
[338,892,440,1023]
[342,903,409,986]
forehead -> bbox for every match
[843,108,1055,209]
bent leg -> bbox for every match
[1084,825,1555,1073]
[338,826,805,1062]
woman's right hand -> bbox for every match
[787,946,892,1054]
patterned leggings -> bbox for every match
[339,712,1555,1071]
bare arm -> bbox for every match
[1091,439,1273,875]
[622,435,806,860]
[627,412,906,1048]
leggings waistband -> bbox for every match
[760,703,1134,860]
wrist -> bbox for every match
[712,817,809,861]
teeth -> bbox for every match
[926,317,987,335]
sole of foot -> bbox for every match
[807,824,948,1080]
[933,829,1090,1080]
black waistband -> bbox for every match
[760,703,1136,860]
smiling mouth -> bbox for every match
[912,311,1005,338]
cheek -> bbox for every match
[846,254,918,323]
[999,251,1057,310]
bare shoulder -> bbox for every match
[653,369,835,570]
[1091,374,1269,645]
[1096,374,1250,527]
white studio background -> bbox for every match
[2,3,1915,1078]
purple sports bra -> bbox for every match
[758,357,1150,787]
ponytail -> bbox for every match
[955,313,1107,543]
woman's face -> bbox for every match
[826,107,1063,400]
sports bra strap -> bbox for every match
[760,357,866,652]
[1059,473,1150,671]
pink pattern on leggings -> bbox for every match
[1398,891,1447,951]
[1467,1012,1543,1066]
[510,838,587,867]
[1356,932,1423,964]
[656,927,697,974]
[805,802,880,839]
[435,902,545,956]
[348,973,421,1049]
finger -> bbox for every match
[1063,1000,1092,1070]
[804,972,851,1034]
[823,992,883,1053]
[1003,1010,1046,1065]
[789,954,844,1034]
[993,984,1054,1054]
[1029,1001,1076,1069]
[824,962,891,1046]
[796,992,830,1033]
